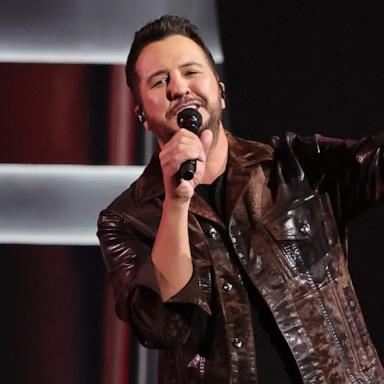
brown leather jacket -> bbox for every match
[97,131,384,383]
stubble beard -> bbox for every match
[200,93,223,148]
[153,94,223,147]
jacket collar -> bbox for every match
[134,148,164,205]
[223,131,273,223]
[225,130,273,167]
[135,130,273,210]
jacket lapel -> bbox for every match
[225,132,273,223]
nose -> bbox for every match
[166,73,190,100]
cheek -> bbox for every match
[194,80,211,94]
[142,93,167,115]
[197,80,221,102]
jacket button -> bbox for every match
[232,338,242,348]
[255,254,263,273]
[223,282,233,291]
[208,227,218,239]
[299,222,311,235]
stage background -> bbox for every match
[1,1,383,383]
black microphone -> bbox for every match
[177,108,202,180]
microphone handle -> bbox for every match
[176,108,202,181]
[180,159,196,180]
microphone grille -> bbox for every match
[177,108,202,133]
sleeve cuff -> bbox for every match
[135,257,212,315]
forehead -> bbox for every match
[135,35,212,80]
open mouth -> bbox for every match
[170,101,202,117]
[174,104,199,115]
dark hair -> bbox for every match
[125,15,217,103]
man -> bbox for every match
[97,15,384,383]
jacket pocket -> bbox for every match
[264,194,335,281]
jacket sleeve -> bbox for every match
[290,131,384,223]
[97,208,211,350]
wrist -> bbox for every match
[163,195,191,211]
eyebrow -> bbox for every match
[180,61,204,69]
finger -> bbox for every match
[161,131,202,162]
[160,142,200,166]
[199,129,213,158]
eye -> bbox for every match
[151,75,169,88]
[153,78,167,87]
[185,69,200,76]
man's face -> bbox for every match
[135,35,225,146]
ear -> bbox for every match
[218,81,226,110]
[134,105,148,129]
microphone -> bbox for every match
[177,108,202,180]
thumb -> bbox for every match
[199,129,213,156]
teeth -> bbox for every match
[179,104,198,113]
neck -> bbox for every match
[202,123,228,184]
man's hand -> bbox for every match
[152,128,213,301]
[159,128,213,201]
